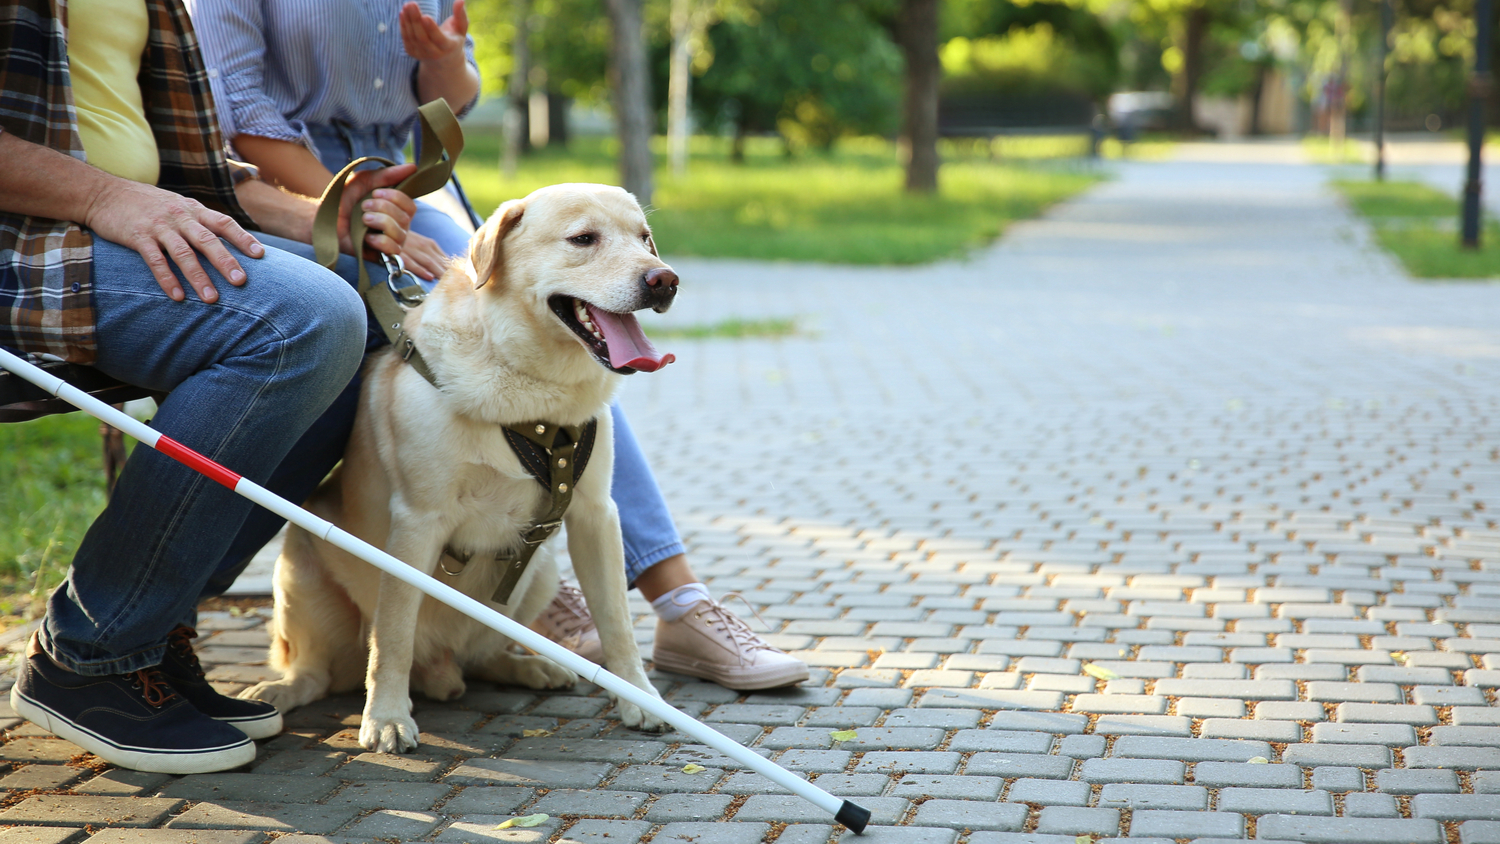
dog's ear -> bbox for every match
[470,199,525,290]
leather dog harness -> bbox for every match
[441,419,598,604]
[313,101,598,605]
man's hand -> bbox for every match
[400,0,467,62]
[337,164,419,258]
[82,179,264,303]
[401,233,450,281]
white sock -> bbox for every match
[652,582,714,622]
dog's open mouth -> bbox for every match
[549,296,675,374]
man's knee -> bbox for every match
[289,270,367,384]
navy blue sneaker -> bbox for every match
[159,626,282,740]
[11,636,255,774]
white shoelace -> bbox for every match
[697,594,774,653]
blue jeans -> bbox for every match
[299,121,687,584]
[41,234,368,676]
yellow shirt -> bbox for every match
[66,0,160,184]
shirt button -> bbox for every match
[374,78,384,89]
[207,68,219,79]
[377,22,387,32]
[71,282,80,293]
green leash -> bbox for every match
[313,99,464,388]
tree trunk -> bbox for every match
[503,0,530,178]
[1248,62,1267,136]
[605,0,654,205]
[897,0,941,194]
[731,119,746,163]
[668,0,693,177]
[1330,0,1353,147]
[1175,5,1209,134]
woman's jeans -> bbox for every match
[300,121,687,582]
[41,233,367,675]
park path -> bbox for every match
[5,145,1500,844]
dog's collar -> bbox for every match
[441,418,599,604]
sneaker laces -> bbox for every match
[696,595,775,654]
[540,583,596,641]
[129,668,178,707]
[167,625,206,679]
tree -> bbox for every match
[605,0,655,204]
[896,0,941,192]
[691,0,901,159]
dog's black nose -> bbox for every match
[644,268,679,289]
[641,270,678,313]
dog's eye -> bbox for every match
[641,233,651,243]
[568,234,597,246]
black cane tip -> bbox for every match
[835,800,871,834]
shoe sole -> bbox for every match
[652,651,809,691]
[11,685,255,774]
[216,709,283,741]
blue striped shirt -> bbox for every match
[186,0,478,150]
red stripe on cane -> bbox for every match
[155,436,243,490]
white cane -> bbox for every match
[0,347,872,834]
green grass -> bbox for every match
[454,134,1103,265]
[0,413,126,621]
[653,317,802,340]
[1333,178,1500,280]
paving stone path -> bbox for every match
[4,146,1500,844]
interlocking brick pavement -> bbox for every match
[4,143,1500,841]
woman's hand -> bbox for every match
[400,0,467,62]
[401,233,451,281]
[337,164,419,258]
[82,180,264,303]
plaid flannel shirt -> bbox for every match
[0,0,253,363]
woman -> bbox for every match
[188,0,807,691]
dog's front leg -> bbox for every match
[360,510,446,753]
[568,496,669,733]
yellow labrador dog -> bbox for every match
[241,184,678,752]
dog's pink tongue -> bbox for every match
[586,305,675,372]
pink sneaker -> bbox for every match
[652,597,808,690]
[532,582,603,664]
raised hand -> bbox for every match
[399,0,467,63]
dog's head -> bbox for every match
[467,183,677,374]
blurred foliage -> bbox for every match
[684,0,903,150]
[463,0,1493,157]
[941,24,1118,99]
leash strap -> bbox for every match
[444,419,599,604]
[313,100,465,388]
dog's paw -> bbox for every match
[615,695,670,733]
[359,709,421,753]
[238,681,300,713]
[513,655,577,690]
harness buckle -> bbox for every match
[402,337,418,362]
[382,253,426,308]
[522,520,562,545]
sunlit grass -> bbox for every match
[653,317,802,340]
[455,133,1103,265]
[0,414,126,622]
[1333,178,1500,280]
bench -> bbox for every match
[1,354,158,495]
